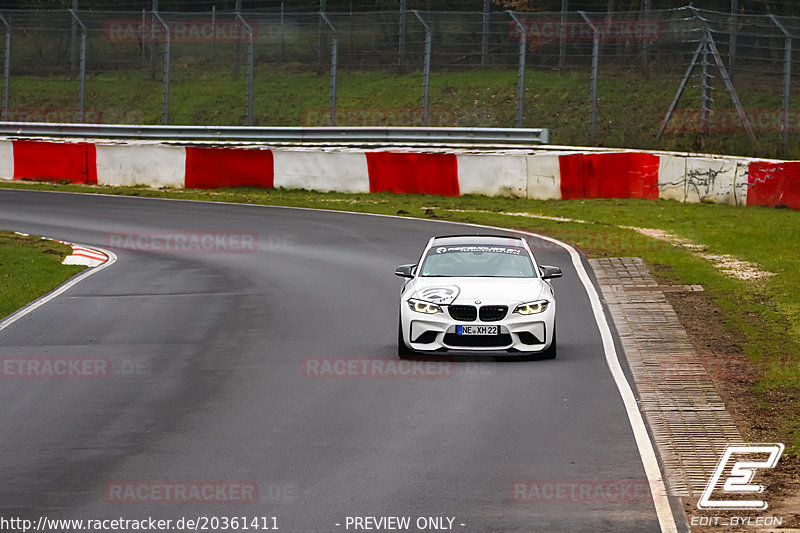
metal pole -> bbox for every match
[236,13,254,126]
[399,0,406,66]
[153,12,170,125]
[317,0,326,71]
[150,0,158,81]
[0,14,10,121]
[349,0,353,60]
[69,9,87,123]
[234,0,242,80]
[70,0,78,78]
[413,11,431,126]
[580,11,599,144]
[643,0,650,77]
[770,14,791,157]
[689,6,755,145]
[729,0,738,72]
[280,2,285,61]
[507,11,526,128]
[141,9,146,63]
[320,13,337,126]
[211,5,216,59]
[559,0,567,69]
[657,39,705,140]
[481,0,489,68]
[701,35,711,133]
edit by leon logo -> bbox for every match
[697,443,784,510]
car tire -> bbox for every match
[398,316,415,359]
[540,325,557,359]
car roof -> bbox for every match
[430,234,526,247]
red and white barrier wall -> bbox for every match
[1,138,799,210]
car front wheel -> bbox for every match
[539,325,557,359]
[397,316,415,359]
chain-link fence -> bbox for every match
[1,4,799,158]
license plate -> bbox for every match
[457,325,498,336]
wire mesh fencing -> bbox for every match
[1,5,799,158]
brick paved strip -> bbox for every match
[589,257,742,497]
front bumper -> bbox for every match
[400,303,555,354]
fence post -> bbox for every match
[481,0,489,68]
[507,11,526,128]
[280,2,286,61]
[656,38,705,140]
[559,0,567,69]
[317,0,326,72]
[234,0,242,80]
[770,14,791,158]
[153,12,170,125]
[642,0,650,77]
[398,0,406,66]
[211,5,216,59]
[150,0,158,81]
[0,14,9,121]
[412,10,431,126]
[70,0,78,78]
[320,12,337,126]
[580,11,599,144]
[701,35,712,133]
[349,0,353,60]
[68,9,87,123]
[236,13,254,126]
[141,9,146,63]
[729,0,738,72]
[689,6,755,146]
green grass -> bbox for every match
[0,230,86,319]
[8,65,798,159]
[2,180,799,451]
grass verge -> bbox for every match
[1,179,798,456]
[0,230,86,320]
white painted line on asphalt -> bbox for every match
[521,231,678,533]
[0,245,117,333]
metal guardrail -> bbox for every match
[0,122,549,146]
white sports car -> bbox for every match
[395,234,561,358]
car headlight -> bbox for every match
[407,298,443,314]
[514,300,549,315]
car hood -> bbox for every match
[408,277,546,306]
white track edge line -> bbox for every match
[2,188,678,531]
[523,231,678,533]
[0,245,117,333]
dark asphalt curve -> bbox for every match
[0,189,660,532]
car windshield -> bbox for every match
[419,244,536,278]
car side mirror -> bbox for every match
[539,265,562,280]
[395,264,416,278]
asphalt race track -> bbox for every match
[0,189,667,532]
